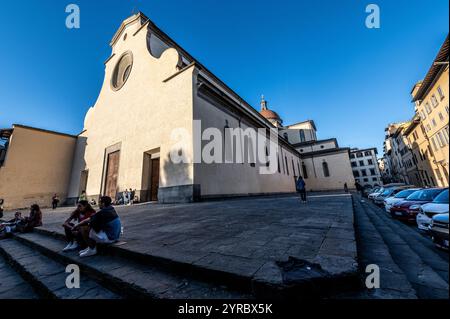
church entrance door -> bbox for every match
[150,158,160,202]
[104,151,120,199]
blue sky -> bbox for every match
[0,0,448,154]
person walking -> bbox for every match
[296,176,307,204]
[344,183,349,193]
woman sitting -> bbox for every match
[62,200,96,252]
[16,205,42,233]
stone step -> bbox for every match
[371,203,449,281]
[0,253,38,299]
[12,231,251,299]
[353,198,417,299]
[361,200,449,299]
[32,227,360,299]
[0,239,120,299]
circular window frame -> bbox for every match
[111,51,134,91]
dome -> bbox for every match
[260,109,281,121]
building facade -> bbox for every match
[402,114,436,187]
[0,125,77,209]
[382,34,449,188]
[0,13,355,209]
[279,119,355,192]
[350,148,382,188]
[411,35,449,187]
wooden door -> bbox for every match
[150,158,160,201]
[105,151,120,199]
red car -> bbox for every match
[390,188,445,223]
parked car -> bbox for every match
[373,186,414,206]
[430,213,449,250]
[416,189,449,231]
[368,183,405,200]
[362,185,376,197]
[390,188,445,223]
[368,187,385,200]
[384,188,422,213]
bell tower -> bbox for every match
[260,95,268,111]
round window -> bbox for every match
[111,52,133,91]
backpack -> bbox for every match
[296,179,305,191]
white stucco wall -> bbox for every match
[193,89,301,197]
[68,19,195,200]
[300,151,355,191]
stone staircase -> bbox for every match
[0,252,38,299]
[353,196,449,299]
[0,229,251,299]
[0,223,363,300]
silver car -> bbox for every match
[373,186,413,206]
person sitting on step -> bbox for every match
[0,212,24,239]
[78,196,122,258]
[16,204,42,233]
[62,200,96,252]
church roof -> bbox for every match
[260,109,281,121]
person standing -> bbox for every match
[79,191,87,202]
[344,183,349,193]
[52,194,60,210]
[130,189,135,205]
[296,176,307,204]
[122,190,129,205]
[0,199,4,219]
[355,181,363,195]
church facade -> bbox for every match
[1,13,355,209]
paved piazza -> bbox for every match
[4,193,357,286]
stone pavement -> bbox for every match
[4,193,358,296]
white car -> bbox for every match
[384,188,421,212]
[368,188,384,200]
[416,189,449,231]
